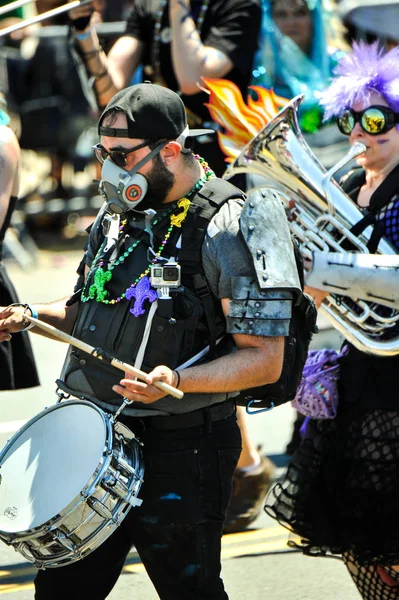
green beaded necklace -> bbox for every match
[80,206,174,304]
[81,155,215,307]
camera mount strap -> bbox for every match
[134,300,159,371]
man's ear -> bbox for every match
[161,141,182,165]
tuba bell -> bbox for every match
[224,95,399,356]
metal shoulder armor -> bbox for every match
[240,188,302,296]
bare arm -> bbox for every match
[69,3,143,107]
[114,298,285,403]
[169,0,234,95]
[80,34,143,107]
[0,127,20,231]
[174,333,283,393]
[107,36,142,91]
[0,298,79,342]
[176,298,283,392]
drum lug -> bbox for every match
[86,496,113,520]
[103,474,126,500]
[115,456,134,478]
[14,542,40,567]
[103,475,143,507]
[54,532,78,554]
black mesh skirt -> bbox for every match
[0,265,40,390]
[266,407,399,566]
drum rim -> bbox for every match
[0,399,109,464]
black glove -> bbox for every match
[69,13,92,31]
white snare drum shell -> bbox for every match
[0,402,106,533]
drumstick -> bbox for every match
[23,314,184,400]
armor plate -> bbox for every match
[240,188,301,295]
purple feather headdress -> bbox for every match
[320,41,399,121]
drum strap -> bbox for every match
[134,300,158,370]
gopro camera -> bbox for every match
[150,262,181,288]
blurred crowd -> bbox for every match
[0,0,397,249]
[0,0,135,245]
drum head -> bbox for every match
[0,402,107,533]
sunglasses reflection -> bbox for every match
[337,106,399,136]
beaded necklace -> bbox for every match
[81,155,215,316]
[151,0,211,85]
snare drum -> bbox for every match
[0,400,144,569]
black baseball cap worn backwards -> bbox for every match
[98,82,214,143]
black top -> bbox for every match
[338,166,399,411]
[0,195,40,390]
[125,0,261,125]
[0,196,17,261]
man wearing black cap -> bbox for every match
[0,83,296,599]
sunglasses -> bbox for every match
[337,105,399,136]
[92,140,150,168]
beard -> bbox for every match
[137,153,175,211]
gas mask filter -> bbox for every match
[99,159,148,214]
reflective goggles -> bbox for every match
[337,106,399,136]
[92,140,151,168]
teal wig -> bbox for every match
[252,0,339,102]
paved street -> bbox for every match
[0,240,359,599]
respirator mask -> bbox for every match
[98,140,169,214]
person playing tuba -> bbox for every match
[266,41,399,600]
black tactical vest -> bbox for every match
[61,179,244,405]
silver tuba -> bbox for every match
[224,95,399,356]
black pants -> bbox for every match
[34,413,241,599]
